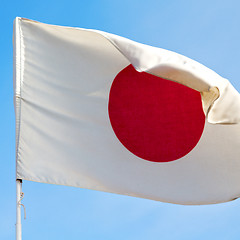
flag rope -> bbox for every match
[18,192,26,220]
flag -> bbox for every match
[14,17,240,205]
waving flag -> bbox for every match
[14,17,240,205]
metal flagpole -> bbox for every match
[16,179,22,240]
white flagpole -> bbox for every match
[16,179,22,240]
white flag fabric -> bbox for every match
[14,17,240,205]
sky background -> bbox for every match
[1,0,240,239]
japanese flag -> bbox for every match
[14,18,240,205]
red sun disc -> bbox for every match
[108,65,205,162]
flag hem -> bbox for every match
[18,175,240,206]
[13,17,23,180]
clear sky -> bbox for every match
[1,0,240,239]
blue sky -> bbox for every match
[1,0,240,239]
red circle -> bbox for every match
[108,65,205,162]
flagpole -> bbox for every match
[16,179,22,240]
